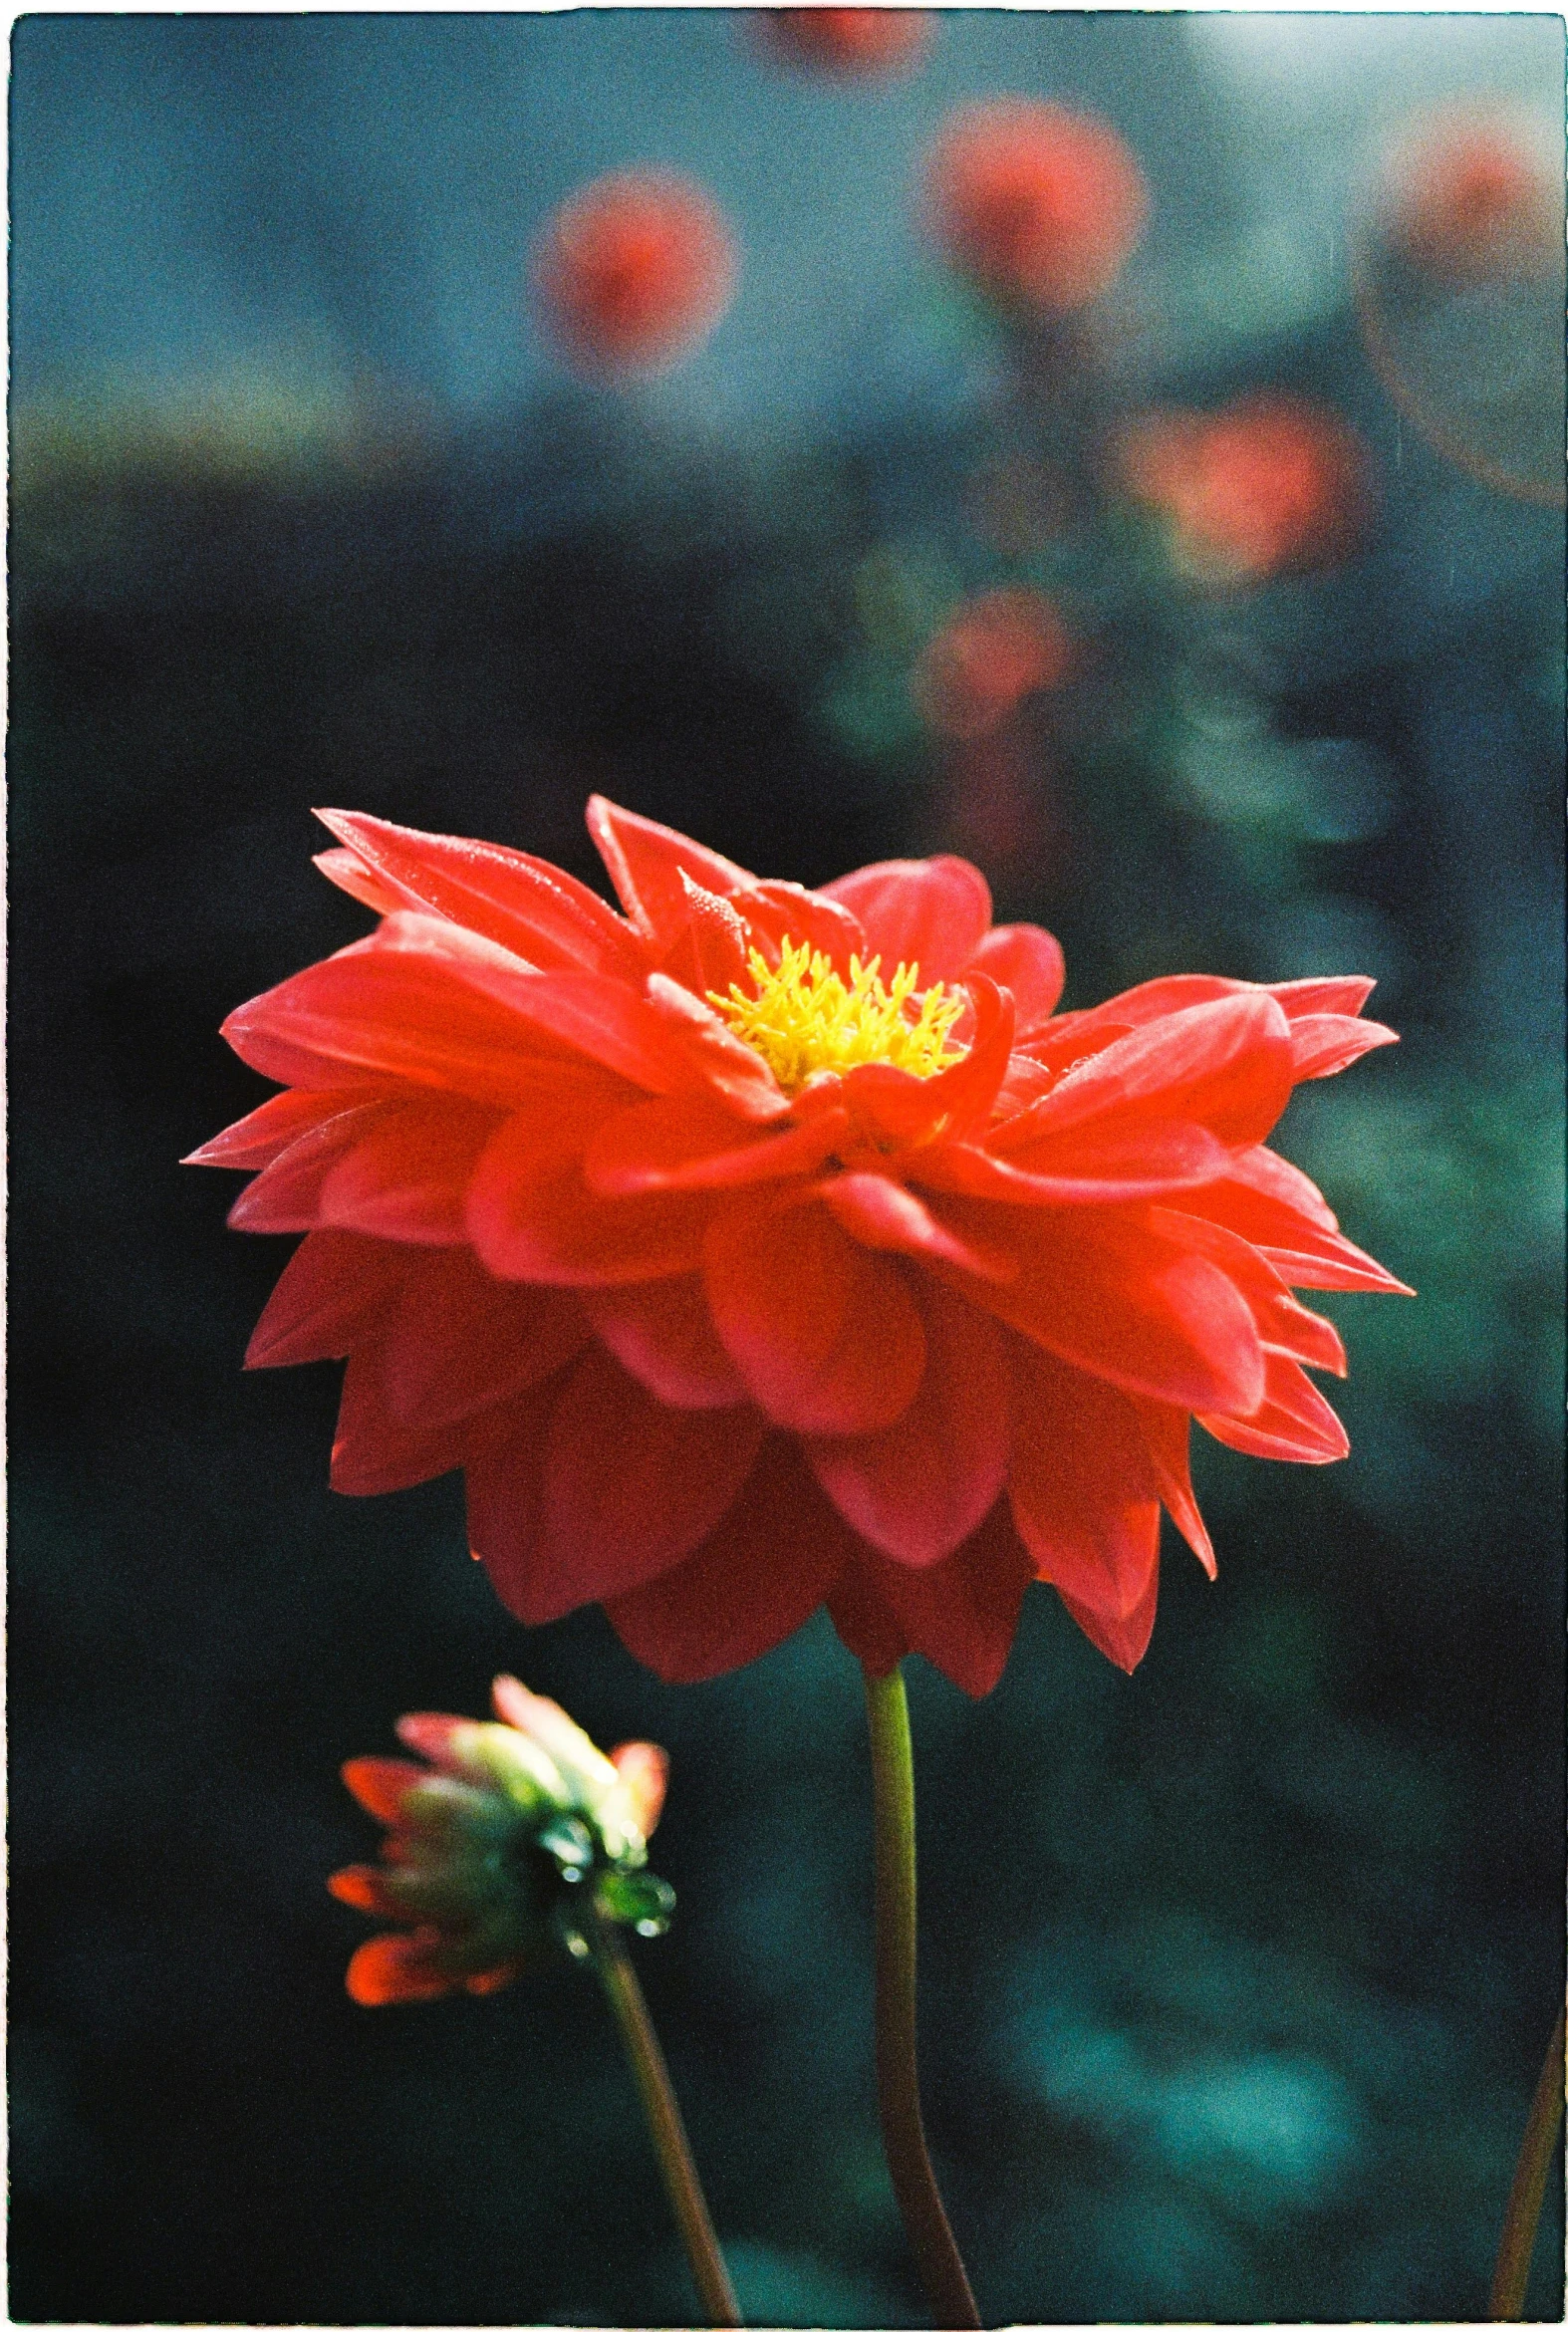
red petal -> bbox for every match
[584,1092,844,1196]
[827,1501,1033,1697]
[315,809,648,978]
[1131,1399,1215,1577]
[991,992,1295,1157]
[346,1933,454,2006]
[378,1250,589,1429]
[1174,1148,1412,1295]
[1287,1013,1399,1082]
[807,1281,1011,1566]
[703,1196,927,1433]
[1267,975,1377,1018]
[653,874,753,996]
[1008,1342,1163,1625]
[461,1382,558,1617]
[487,1346,766,1622]
[837,973,1014,1150]
[330,1347,474,1494]
[582,1274,749,1408]
[968,922,1066,1031]
[341,1755,425,1823]
[466,1101,713,1286]
[317,1097,504,1244]
[964,1206,1266,1416]
[225,914,689,1102]
[821,854,992,983]
[610,1740,669,1838]
[244,1229,406,1369]
[313,847,404,916]
[1057,1562,1160,1674]
[328,1864,406,1917]
[1199,1353,1350,1462]
[915,1122,1235,1206]
[185,1085,388,1169]
[394,1712,468,1767]
[227,1099,405,1234]
[741,880,867,970]
[1149,1209,1347,1380]
[817,1171,1017,1282]
[641,974,792,1121]
[604,1439,856,1683]
[586,795,759,945]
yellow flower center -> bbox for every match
[709,939,966,1094]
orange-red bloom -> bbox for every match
[530,170,737,378]
[1118,392,1373,584]
[915,588,1073,740]
[922,99,1148,312]
[756,9,933,77]
[192,799,1407,1692]
[1381,112,1563,286]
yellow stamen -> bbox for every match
[709,940,966,1094]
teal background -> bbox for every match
[9,12,1563,2324]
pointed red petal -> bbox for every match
[1057,1560,1160,1674]
[1131,1398,1215,1577]
[244,1228,405,1370]
[1008,1343,1163,1625]
[586,795,759,945]
[583,1093,843,1197]
[330,1347,473,1494]
[315,809,647,977]
[341,1755,426,1823]
[316,1096,503,1244]
[185,1086,385,1169]
[378,1250,589,1429]
[1199,1353,1350,1462]
[1287,1013,1399,1082]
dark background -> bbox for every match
[9,12,1564,2324]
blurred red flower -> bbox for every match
[922,98,1148,311]
[193,799,1407,1692]
[915,587,1073,741]
[756,9,933,77]
[530,170,737,378]
[1381,112,1562,285]
[1118,392,1373,584]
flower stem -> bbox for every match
[863,1662,982,2330]
[1488,2002,1566,2320]
[592,1914,742,2328]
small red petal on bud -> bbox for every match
[346,1931,453,2006]
[341,1755,425,1825]
[610,1739,670,1838]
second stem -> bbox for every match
[864,1661,982,2330]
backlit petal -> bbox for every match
[586,795,758,945]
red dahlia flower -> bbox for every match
[530,170,737,378]
[922,98,1148,313]
[191,799,1407,1693]
[756,9,934,78]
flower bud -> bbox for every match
[330,1676,674,2003]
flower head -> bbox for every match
[1380,111,1563,286]
[1118,392,1373,585]
[922,99,1148,312]
[756,9,934,78]
[330,1673,672,2003]
[530,170,737,379]
[192,797,1408,1692]
[915,587,1073,740]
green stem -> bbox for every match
[593,1915,742,2328]
[1489,2002,1565,2320]
[863,1662,982,2330]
